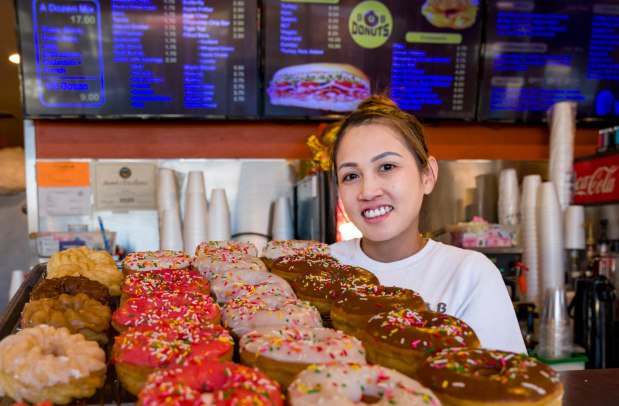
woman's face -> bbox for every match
[335,123,435,245]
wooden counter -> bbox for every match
[560,368,619,405]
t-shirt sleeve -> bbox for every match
[458,255,527,354]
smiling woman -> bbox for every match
[328,95,526,354]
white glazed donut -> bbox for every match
[240,326,366,388]
[194,240,258,257]
[122,250,191,274]
[261,239,330,260]
[222,293,322,338]
[192,251,267,280]
[209,269,295,303]
[287,363,442,405]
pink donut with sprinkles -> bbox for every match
[122,250,191,276]
[138,358,283,406]
[112,291,220,333]
[288,363,441,405]
[120,268,209,304]
[192,251,267,280]
[261,239,331,260]
[209,269,295,304]
[194,240,258,257]
[240,326,366,388]
[221,292,322,339]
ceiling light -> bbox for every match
[8,54,20,64]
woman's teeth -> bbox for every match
[363,206,393,219]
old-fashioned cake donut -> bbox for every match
[363,308,480,377]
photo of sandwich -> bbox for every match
[421,0,478,30]
[266,63,371,112]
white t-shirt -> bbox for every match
[330,238,526,354]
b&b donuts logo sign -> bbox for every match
[348,1,392,49]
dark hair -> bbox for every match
[330,95,430,174]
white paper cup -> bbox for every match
[187,171,206,195]
[208,188,231,241]
[499,168,520,225]
[157,168,180,212]
[564,205,585,250]
[184,192,208,255]
[271,196,294,241]
[160,208,184,251]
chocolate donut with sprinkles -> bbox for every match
[269,253,343,283]
[363,308,480,378]
[416,348,563,406]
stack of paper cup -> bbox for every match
[520,174,541,306]
[547,101,576,211]
[271,196,295,241]
[183,171,208,256]
[9,270,25,300]
[160,208,184,250]
[208,188,231,241]
[564,205,585,250]
[537,182,565,295]
[498,168,520,225]
[157,168,180,212]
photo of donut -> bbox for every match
[421,0,479,30]
[266,63,371,112]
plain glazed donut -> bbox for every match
[0,325,106,404]
[30,275,110,305]
[192,251,267,280]
[194,240,259,257]
[222,292,322,339]
[363,309,480,378]
[416,348,563,406]
[112,322,234,395]
[120,268,209,304]
[287,363,441,405]
[139,357,283,405]
[240,326,366,389]
[209,269,295,303]
[112,291,220,333]
[331,285,426,340]
[261,239,330,269]
[121,250,191,276]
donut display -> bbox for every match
[0,325,106,404]
[240,326,366,388]
[287,363,441,405]
[121,250,191,276]
[331,285,426,339]
[120,268,209,304]
[416,348,563,405]
[363,308,480,377]
[112,291,220,333]
[138,358,283,405]
[21,293,112,345]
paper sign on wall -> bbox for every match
[37,161,91,217]
[94,162,156,211]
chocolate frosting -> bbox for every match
[31,275,110,305]
[333,286,425,316]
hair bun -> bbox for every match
[356,95,399,111]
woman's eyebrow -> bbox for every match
[371,151,402,162]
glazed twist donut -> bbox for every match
[0,325,106,404]
[192,251,267,280]
[139,358,283,405]
[21,293,112,345]
[288,363,441,405]
[121,250,191,276]
[112,291,220,333]
[120,268,209,304]
[240,326,367,389]
[416,348,564,405]
[194,240,259,257]
[363,309,480,377]
[331,285,426,339]
[209,269,295,303]
[222,292,323,339]
[30,275,110,305]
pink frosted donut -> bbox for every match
[194,240,258,257]
[138,358,284,406]
[192,251,267,280]
[288,363,441,405]
[122,250,191,275]
[240,326,367,388]
[262,239,330,260]
[222,293,322,338]
[209,269,295,303]
[112,291,221,333]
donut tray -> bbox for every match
[0,263,137,406]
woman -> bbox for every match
[329,95,526,354]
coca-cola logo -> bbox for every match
[574,165,617,196]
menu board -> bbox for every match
[262,0,482,119]
[16,0,258,117]
[478,1,619,123]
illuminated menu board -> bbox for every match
[16,0,258,117]
[478,1,619,122]
[262,0,483,119]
